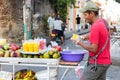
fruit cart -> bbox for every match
[0,57,87,80]
[0,57,60,80]
[0,39,87,80]
[0,50,88,80]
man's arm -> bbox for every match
[72,38,98,53]
[76,41,98,53]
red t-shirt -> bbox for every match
[89,19,111,65]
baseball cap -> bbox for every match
[80,1,99,13]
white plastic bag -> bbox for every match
[75,66,81,78]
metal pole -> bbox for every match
[23,0,32,40]
[23,0,27,40]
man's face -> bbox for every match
[51,13,55,17]
[83,12,93,24]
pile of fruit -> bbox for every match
[40,48,60,59]
[0,43,21,57]
[15,69,36,80]
[22,47,61,59]
[41,46,62,59]
[0,41,62,59]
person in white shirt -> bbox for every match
[47,12,55,34]
[53,17,64,45]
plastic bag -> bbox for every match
[75,66,81,78]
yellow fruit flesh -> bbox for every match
[71,34,79,40]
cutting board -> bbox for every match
[59,60,80,66]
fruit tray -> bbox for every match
[0,57,60,65]
[21,49,47,54]
[21,51,40,54]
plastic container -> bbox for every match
[0,39,6,45]
[61,50,86,62]
[0,71,12,80]
[35,69,57,80]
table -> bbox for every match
[110,32,120,47]
[0,57,87,80]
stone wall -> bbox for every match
[0,0,23,43]
[32,0,53,38]
[0,0,53,44]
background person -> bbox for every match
[53,16,64,45]
[76,14,81,32]
[72,1,111,80]
[47,12,55,34]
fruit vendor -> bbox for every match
[71,1,111,80]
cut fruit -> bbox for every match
[71,34,79,40]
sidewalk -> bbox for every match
[64,29,90,40]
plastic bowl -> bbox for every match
[60,50,86,62]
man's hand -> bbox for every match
[71,38,79,44]
[81,34,89,40]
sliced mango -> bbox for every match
[71,34,79,40]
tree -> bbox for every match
[52,0,75,22]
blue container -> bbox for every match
[61,50,86,62]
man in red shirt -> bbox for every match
[72,1,111,80]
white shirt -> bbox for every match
[47,16,54,29]
[54,20,63,30]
